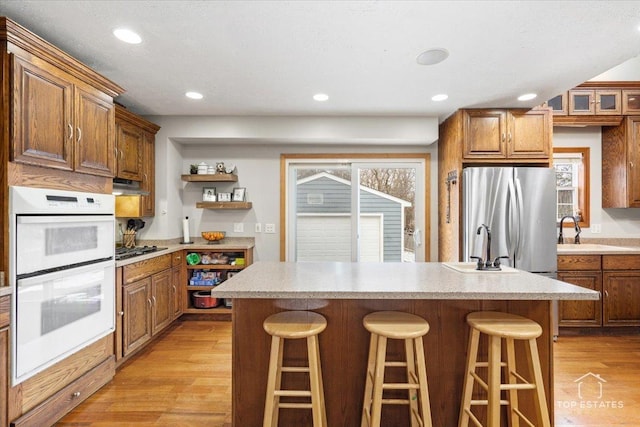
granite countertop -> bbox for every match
[211,261,600,301]
[557,243,640,255]
[115,237,255,267]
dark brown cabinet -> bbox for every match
[462,108,551,161]
[602,116,640,208]
[12,55,116,177]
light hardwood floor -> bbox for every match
[57,320,640,426]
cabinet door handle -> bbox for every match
[508,132,512,143]
[119,311,124,316]
[152,296,156,306]
[77,127,82,143]
[501,132,506,142]
[71,391,81,399]
[68,123,73,140]
[147,298,152,307]
[604,290,609,298]
[630,161,634,168]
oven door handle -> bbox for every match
[17,215,114,224]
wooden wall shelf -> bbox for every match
[196,201,252,210]
[181,174,238,182]
[553,115,623,127]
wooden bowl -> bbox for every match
[201,231,225,243]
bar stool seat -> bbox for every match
[361,311,433,427]
[263,311,328,427]
[459,311,551,427]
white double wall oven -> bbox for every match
[9,186,115,385]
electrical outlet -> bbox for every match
[591,223,601,234]
[255,223,262,233]
[265,223,276,233]
[233,223,244,233]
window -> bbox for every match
[280,153,430,262]
[553,147,589,228]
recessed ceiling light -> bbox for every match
[185,91,204,100]
[313,93,329,102]
[113,28,142,44]
[517,93,537,101]
[416,48,449,66]
[431,94,448,102]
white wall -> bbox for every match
[139,116,439,261]
[553,127,640,238]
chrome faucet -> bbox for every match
[558,215,581,244]
[477,224,491,266]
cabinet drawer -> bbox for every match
[11,356,115,427]
[172,251,183,267]
[558,255,601,271]
[123,254,172,284]
[603,254,640,270]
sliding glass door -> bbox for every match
[286,159,425,262]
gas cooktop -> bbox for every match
[115,245,168,261]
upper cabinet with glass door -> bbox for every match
[569,89,621,115]
[548,83,640,126]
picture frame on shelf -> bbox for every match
[203,187,217,202]
[218,192,232,202]
[233,187,246,202]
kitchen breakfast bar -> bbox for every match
[212,261,599,427]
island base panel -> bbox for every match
[231,298,553,427]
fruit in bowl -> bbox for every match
[201,231,225,243]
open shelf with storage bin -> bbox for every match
[183,248,253,316]
[196,201,252,209]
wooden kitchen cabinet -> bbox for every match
[462,108,551,161]
[557,255,602,327]
[122,277,152,356]
[602,116,640,208]
[557,270,602,326]
[11,52,117,177]
[568,89,621,115]
[115,117,144,181]
[603,254,640,326]
[114,105,160,216]
[120,254,177,361]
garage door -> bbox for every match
[296,214,383,261]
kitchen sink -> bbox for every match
[442,262,519,274]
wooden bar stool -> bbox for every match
[458,311,551,427]
[263,310,328,427]
[361,311,432,427]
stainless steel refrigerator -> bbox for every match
[462,167,557,276]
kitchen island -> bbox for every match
[212,261,599,427]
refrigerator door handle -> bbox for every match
[507,178,518,258]
[514,176,525,253]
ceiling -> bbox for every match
[2,1,640,121]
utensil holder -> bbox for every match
[124,233,136,248]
